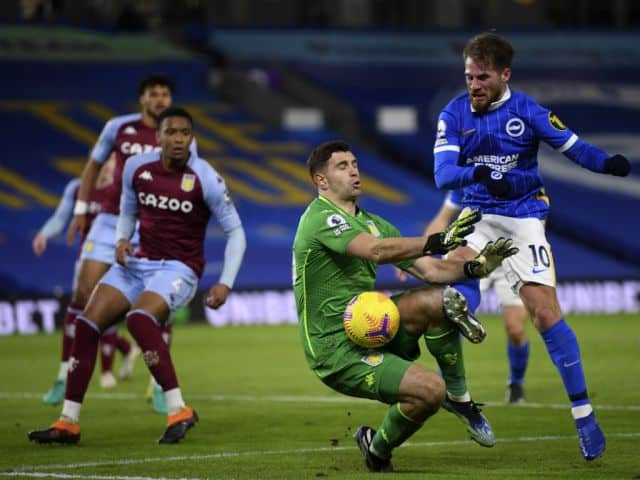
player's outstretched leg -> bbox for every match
[425,322,495,447]
[540,318,605,460]
[442,286,486,344]
[354,426,394,473]
[43,304,81,405]
[144,323,171,413]
[29,316,101,445]
[126,310,196,443]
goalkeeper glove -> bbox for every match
[604,154,630,177]
[473,165,510,198]
[423,207,481,256]
[464,237,519,279]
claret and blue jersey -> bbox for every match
[120,151,242,279]
[433,88,610,219]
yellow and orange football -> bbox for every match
[343,291,400,348]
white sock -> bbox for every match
[571,403,593,420]
[61,400,82,423]
[57,361,68,381]
[165,388,185,415]
[448,391,471,402]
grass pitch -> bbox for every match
[1,314,639,479]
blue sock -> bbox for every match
[541,319,589,408]
[507,340,529,385]
[452,278,480,312]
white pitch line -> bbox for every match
[0,473,204,480]
[11,432,640,473]
[483,400,640,412]
[2,391,640,411]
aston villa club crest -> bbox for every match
[366,220,381,238]
[181,174,196,192]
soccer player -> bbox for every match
[428,190,530,403]
[432,32,631,460]
[66,73,191,413]
[293,140,518,472]
[28,107,246,445]
[33,157,139,404]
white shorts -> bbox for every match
[479,265,524,307]
[466,214,556,294]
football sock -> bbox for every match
[371,403,423,458]
[61,399,82,423]
[451,278,480,312]
[66,316,101,403]
[165,388,186,415]
[56,361,68,381]
[541,319,590,417]
[126,310,179,393]
[99,327,117,373]
[424,326,467,397]
[61,303,81,363]
[507,340,530,385]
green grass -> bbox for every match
[1,315,639,479]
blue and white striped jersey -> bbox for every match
[433,87,610,219]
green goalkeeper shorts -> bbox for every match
[317,320,421,405]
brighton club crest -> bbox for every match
[181,173,196,192]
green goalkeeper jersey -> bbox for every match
[292,195,415,373]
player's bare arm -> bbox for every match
[115,238,134,267]
[205,283,231,309]
[32,233,47,256]
[66,158,101,245]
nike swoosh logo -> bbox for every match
[461,128,476,136]
[532,268,548,274]
[563,360,580,368]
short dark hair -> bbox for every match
[157,106,193,131]
[463,32,514,71]
[138,73,175,95]
[307,140,350,179]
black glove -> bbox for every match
[604,154,630,177]
[422,208,481,256]
[473,165,510,198]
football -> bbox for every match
[343,291,400,348]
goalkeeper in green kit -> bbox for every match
[292,140,518,472]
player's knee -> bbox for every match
[419,371,446,414]
[71,287,90,309]
[532,304,559,330]
[418,291,446,331]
